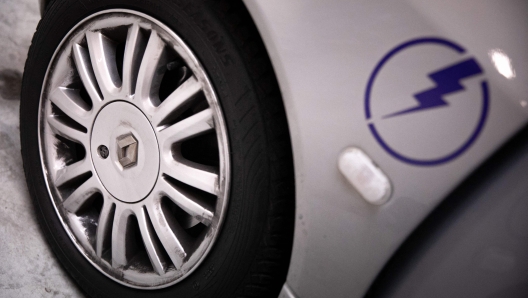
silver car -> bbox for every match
[22,0,528,297]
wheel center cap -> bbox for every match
[90,101,160,203]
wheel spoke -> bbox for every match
[95,197,115,257]
[49,87,92,129]
[158,178,213,226]
[122,23,147,97]
[63,176,100,213]
[158,108,214,144]
[162,159,218,195]
[72,44,103,105]
[136,207,166,275]
[111,206,131,268]
[86,31,122,99]
[55,158,92,186]
[47,114,88,146]
[146,201,186,269]
[152,76,202,127]
[135,30,167,108]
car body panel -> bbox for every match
[243,0,528,297]
[369,124,528,297]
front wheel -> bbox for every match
[21,1,295,297]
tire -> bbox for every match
[20,1,295,297]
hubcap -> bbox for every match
[38,10,230,289]
[91,101,159,203]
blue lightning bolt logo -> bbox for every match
[384,58,483,118]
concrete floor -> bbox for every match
[0,1,85,297]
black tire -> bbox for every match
[20,0,295,297]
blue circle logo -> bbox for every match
[365,37,489,166]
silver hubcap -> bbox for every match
[38,10,230,288]
[91,101,159,202]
